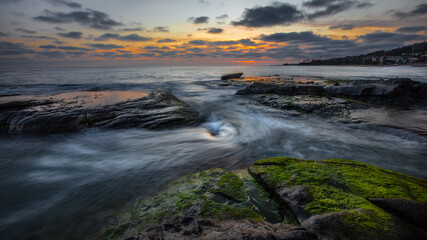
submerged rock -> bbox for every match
[0,91,200,134]
[220,72,243,80]
[97,158,427,240]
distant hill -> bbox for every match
[299,41,427,65]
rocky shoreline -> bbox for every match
[297,42,427,66]
[219,74,427,136]
[1,73,426,240]
[95,157,427,240]
[0,90,200,134]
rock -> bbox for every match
[369,198,427,228]
[221,72,243,80]
[236,78,427,107]
[0,91,200,134]
[96,158,427,240]
[249,157,427,240]
[254,94,367,117]
[277,186,313,222]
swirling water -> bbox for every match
[0,65,426,239]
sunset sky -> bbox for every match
[0,0,426,67]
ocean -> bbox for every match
[1,65,427,239]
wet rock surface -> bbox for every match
[0,91,200,134]
[235,78,427,107]
[220,72,243,80]
[97,158,427,240]
[255,94,367,117]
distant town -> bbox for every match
[297,41,427,66]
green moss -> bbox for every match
[101,224,130,240]
[251,157,427,204]
[119,168,263,235]
[201,199,263,221]
[211,172,248,202]
[327,79,349,85]
[249,157,427,235]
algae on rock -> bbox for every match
[249,157,427,240]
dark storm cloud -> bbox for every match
[188,16,209,24]
[57,46,91,51]
[54,27,66,31]
[303,0,339,8]
[231,2,304,27]
[14,28,37,34]
[57,31,83,39]
[237,38,259,46]
[116,34,151,41]
[259,31,328,43]
[356,2,374,8]
[95,33,152,42]
[395,26,427,33]
[20,35,57,40]
[34,9,122,30]
[116,50,132,53]
[84,43,124,49]
[329,24,356,30]
[153,26,169,32]
[0,32,8,37]
[216,14,228,20]
[49,0,82,9]
[65,51,87,57]
[259,31,357,51]
[138,53,156,57]
[0,41,36,55]
[157,38,176,43]
[143,46,160,50]
[394,4,427,18]
[94,33,120,41]
[188,40,208,45]
[307,1,355,19]
[358,31,426,43]
[118,27,144,32]
[39,44,57,49]
[207,28,223,34]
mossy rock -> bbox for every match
[249,157,427,240]
[99,168,269,239]
[210,171,248,202]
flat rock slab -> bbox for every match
[255,94,367,117]
[235,77,427,107]
[0,90,200,134]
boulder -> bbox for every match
[221,73,243,80]
[97,157,427,240]
[249,157,427,240]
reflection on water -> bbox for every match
[0,65,427,239]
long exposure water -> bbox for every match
[1,65,427,239]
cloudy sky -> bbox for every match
[0,0,426,67]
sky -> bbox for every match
[0,0,426,67]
